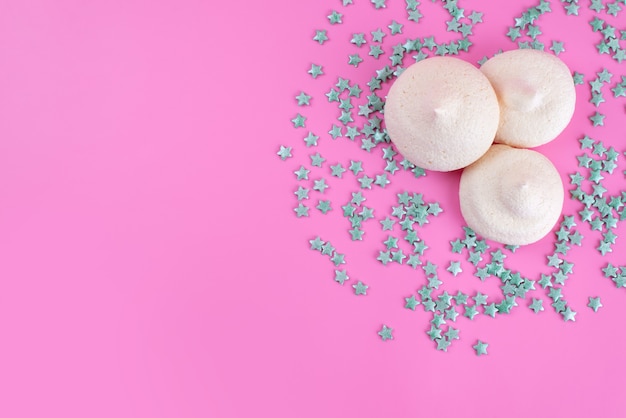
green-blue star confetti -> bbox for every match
[378,324,393,340]
[588,297,603,312]
[473,340,488,356]
[282,0,626,355]
[353,281,368,296]
[277,145,293,160]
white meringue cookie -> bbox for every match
[480,49,576,148]
[385,57,499,172]
[459,144,564,245]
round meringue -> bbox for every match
[459,144,564,245]
[480,49,576,148]
[384,57,500,172]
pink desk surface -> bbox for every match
[1,0,625,417]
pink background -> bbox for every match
[1,0,625,417]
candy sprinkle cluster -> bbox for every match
[279,0,626,355]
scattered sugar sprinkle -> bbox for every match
[473,340,489,356]
[282,0,626,355]
[378,325,394,341]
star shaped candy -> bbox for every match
[483,303,498,318]
[529,298,544,313]
[327,10,343,24]
[405,295,420,310]
[313,29,329,44]
[334,270,349,285]
[291,113,306,128]
[308,63,324,78]
[294,203,309,218]
[550,40,565,56]
[277,145,292,160]
[378,325,393,341]
[562,307,577,322]
[464,305,479,320]
[388,20,403,35]
[588,297,603,312]
[473,340,489,356]
[447,261,463,276]
[351,33,366,47]
[589,111,606,127]
[473,292,488,306]
[353,281,368,295]
[436,337,451,352]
